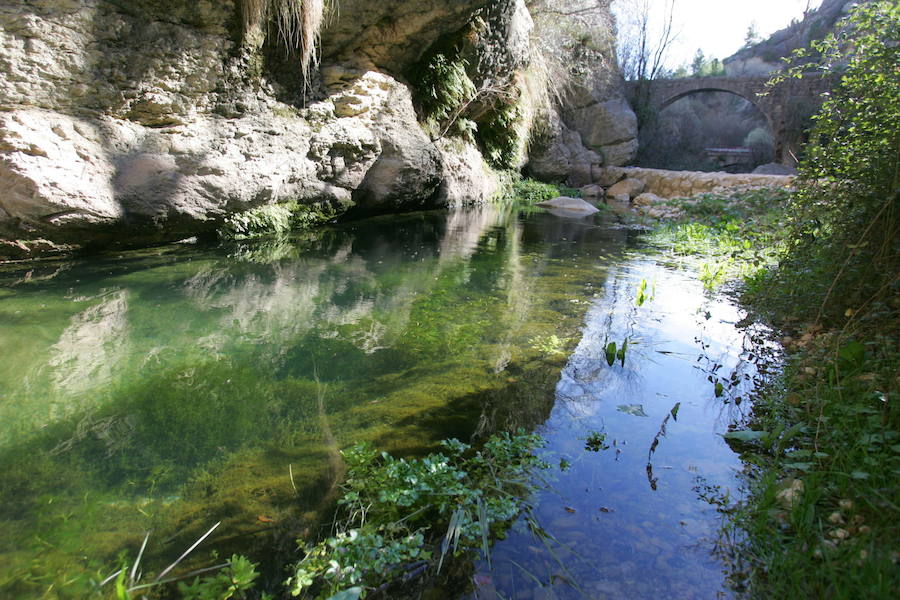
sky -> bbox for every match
[615,0,822,69]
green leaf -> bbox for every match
[783,462,813,471]
[605,342,617,366]
[850,471,870,480]
[838,341,866,369]
[327,588,364,600]
[617,404,649,417]
[723,430,768,442]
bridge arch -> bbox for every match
[625,75,832,166]
[659,86,762,113]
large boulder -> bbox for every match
[526,108,602,187]
[753,162,798,175]
[536,196,599,213]
[579,184,604,205]
[537,196,600,218]
[566,97,639,166]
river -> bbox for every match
[0,201,777,598]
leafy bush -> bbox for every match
[286,431,545,599]
[219,204,295,240]
[218,201,340,240]
[476,103,523,169]
[504,178,574,204]
[743,127,774,165]
[178,555,260,600]
[409,51,477,127]
[767,1,899,322]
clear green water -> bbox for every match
[0,203,773,599]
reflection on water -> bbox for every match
[0,203,633,597]
[0,202,772,599]
[468,260,778,600]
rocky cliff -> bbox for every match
[724,0,855,76]
[0,0,636,259]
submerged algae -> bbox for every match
[0,204,629,598]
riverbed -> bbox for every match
[0,202,776,598]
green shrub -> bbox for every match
[409,51,477,127]
[286,431,545,599]
[767,1,899,322]
[743,127,774,165]
[218,201,340,240]
[505,178,570,204]
[219,204,295,240]
[476,103,523,169]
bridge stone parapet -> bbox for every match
[625,74,833,165]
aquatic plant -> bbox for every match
[286,431,546,599]
[98,525,261,600]
[583,431,609,452]
[529,333,566,356]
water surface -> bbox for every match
[0,203,773,598]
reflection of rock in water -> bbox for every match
[439,204,508,263]
[176,207,520,364]
[48,290,130,406]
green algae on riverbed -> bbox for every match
[0,204,632,597]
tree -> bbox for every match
[743,21,761,49]
[772,0,899,321]
[691,49,705,76]
[614,0,679,129]
[614,0,679,82]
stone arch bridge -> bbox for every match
[625,75,833,165]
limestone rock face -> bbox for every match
[0,67,448,248]
[527,108,603,187]
[0,0,501,257]
[0,0,626,258]
[724,0,851,76]
[434,140,501,206]
[566,97,639,166]
[321,0,490,72]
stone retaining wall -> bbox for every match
[600,166,794,199]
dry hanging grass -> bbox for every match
[242,0,328,84]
